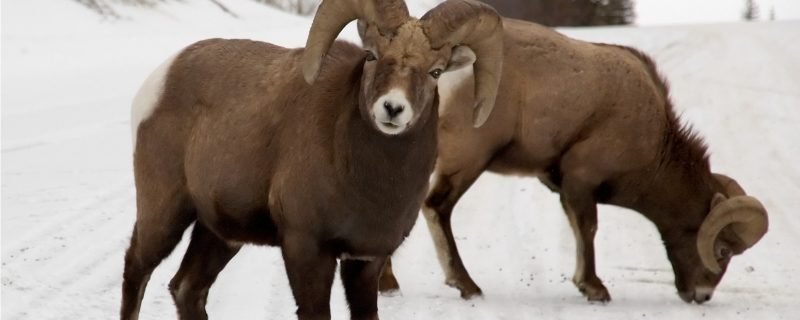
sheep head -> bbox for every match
[302,0,503,134]
[665,173,768,304]
[697,174,768,275]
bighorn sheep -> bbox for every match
[379,18,769,304]
[121,0,503,319]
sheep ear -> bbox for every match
[711,192,727,208]
[357,20,368,42]
[444,45,476,73]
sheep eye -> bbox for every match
[429,68,443,79]
[716,246,732,260]
[365,51,376,61]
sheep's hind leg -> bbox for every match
[282,233,337,320]
[559,176,611,303]
[423,167,486,299]
[342,257,387,320]
[377,258,401,296]
[168,222,241,320]
[121,193,195,320]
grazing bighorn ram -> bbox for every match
[379,18,769,304]
[121,0,503,319]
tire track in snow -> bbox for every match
[4,19,799,319]
[2,121,130,154]
[2,178,133,258]
[3,179,136,320]
[4,200,133,319]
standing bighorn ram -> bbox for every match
[379,18,769,304]
[122,0,503,319]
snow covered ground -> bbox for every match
[2,1,799,319]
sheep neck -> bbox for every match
[335,102,438,213]
[627,161,715,236]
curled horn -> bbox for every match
[712,173,746,196]
[697,174,769,273]
[421,0,504,127]
[302,0,409,84]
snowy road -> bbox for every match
[2,1,799,319]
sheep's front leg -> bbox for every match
[560,178,611,303]
[341,257,387,320]
[282,233,337,320]
[422,169,486,299]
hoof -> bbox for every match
[379,288,402,297]
[578,282,611,303]
[460,290,484,300]
[378,274,400,294]
[446,278,483,300]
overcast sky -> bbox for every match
[636,0,800,25]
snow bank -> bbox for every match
[2,1,798,319]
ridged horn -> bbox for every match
[421,0,504,127]
[302,0,409,84]
[697,174,768,273]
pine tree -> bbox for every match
[74,0,120,17]
[592,0,635,26]
[253,0,319,15]
[743,0,759,21]
[480,0,634,26]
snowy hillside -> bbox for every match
[2,1,799,319]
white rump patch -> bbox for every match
[131,54,177,148]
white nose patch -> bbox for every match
[372,88,413,135]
